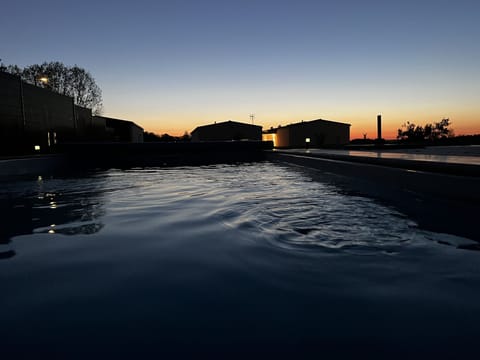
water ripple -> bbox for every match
[2,162,477,259]
[182,162,475,255]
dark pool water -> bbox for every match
[1,162,479,358]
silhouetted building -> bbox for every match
[0,72,24,154]
[1,71,78,154]
[93,116,144,143]
[263,119,350,148]
[191,120,262,141]
[0,71,144,155]
[74,105,103,141]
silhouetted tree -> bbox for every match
[143,131,191,142]
[0,60,22,76]
[143,131,162,142]
[397,118,452,142]
[1,61,103,115]
[159,133,176,142]
[180,131,191,141]
[432,118,451,139]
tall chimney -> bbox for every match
[377,114,382,140]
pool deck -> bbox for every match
[275,145,480,176]
[0,141,272,177]
[0,154,67,177]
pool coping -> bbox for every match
[271,149,480,177]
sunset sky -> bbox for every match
[2,0,479,139]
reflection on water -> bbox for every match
[1,163,477,260]
[216,173,417,255]
[1,162,480,357]
[0,175,107,258]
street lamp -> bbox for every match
[305,137,310,149]
[35,75,48,87]
[38,76,48,84]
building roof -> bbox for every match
[285,118,351,128]
[93,115,143,130]
[192,120,262,133]
[262,118,350,134]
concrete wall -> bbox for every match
[191,121,262,141]
[0,154,67,177]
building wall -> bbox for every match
[91,116,107,141]
[262,132,276,146]
[95,116,144,143]
[0,72,24,154]
[275,127,290,148]
[1,72,77,153]
[74,105,92,139]
[23,82,77,150]
[1,71,144,154]
[275,120,350,148]
[192,121,262,141]
[130,124,144,143]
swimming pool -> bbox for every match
[1,162,479,357]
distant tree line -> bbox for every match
[144,131,191,142]
[438,134,480,145]
[397,118,452,143]
[351,118,479,145]
[0,60,103,115]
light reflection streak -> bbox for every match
[48,224,56,234]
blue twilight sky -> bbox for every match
[1,0,479,138]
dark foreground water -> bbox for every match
[1,162,479,358]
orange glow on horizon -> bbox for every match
[112,110,480,140]
[146,121,480,140]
